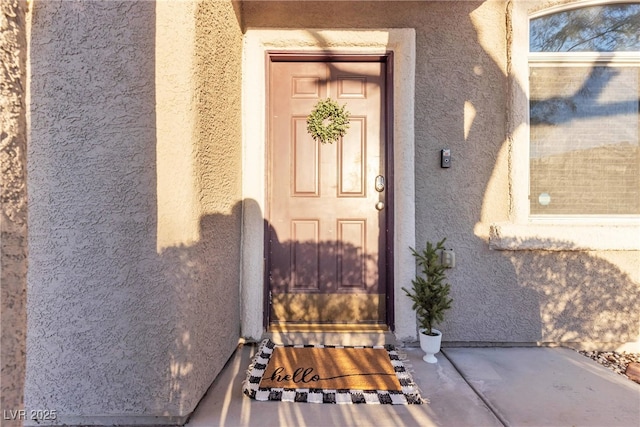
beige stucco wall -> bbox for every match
[243,0,639,349]
[16,0,640,423]
[25,1,243,424]
[1,0,28,424]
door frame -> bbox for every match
[240,29,417,341]
[264,53,395,329]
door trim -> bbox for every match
[264,54,394,329]
[241,29,417,341]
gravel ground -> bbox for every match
[578,350,640,383]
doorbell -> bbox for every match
[441,149,451,168]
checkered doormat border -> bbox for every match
[242,339,424,404]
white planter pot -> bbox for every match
[419,328,442,363]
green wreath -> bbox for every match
[306,98,350,144]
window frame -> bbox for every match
[489,0,640,251]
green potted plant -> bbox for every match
[402,238,453,363]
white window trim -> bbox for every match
[491,0,640,251]
[529,52,640,65]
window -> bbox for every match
[528,3,640,216]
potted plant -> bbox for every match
[402,238,453,363]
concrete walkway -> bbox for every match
[186,344,640,427]
[445,347,640,427]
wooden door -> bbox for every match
[267,57,389,327]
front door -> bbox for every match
[267,56,390,328]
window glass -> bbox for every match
[530,66,640,214]
[529,4,640,216]
[530,3,640,52]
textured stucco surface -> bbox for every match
[242,0,639,348]
[20,0,640,423]
[26,0,243,424]
[1,0,27,423]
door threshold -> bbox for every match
[269,323,389,333]
[266,324,395,346]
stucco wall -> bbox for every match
[26,1,243,424]
[20,0,640,423]
[242,0,639,348]
[1,0,27,424]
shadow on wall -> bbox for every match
[444,240,639,346]
[506,240,640,345]
[159,202,243,415]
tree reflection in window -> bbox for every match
[530,3,640,52]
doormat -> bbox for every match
[243,339,423,404]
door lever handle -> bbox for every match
[375,175,385,192]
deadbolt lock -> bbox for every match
[375,175,385,192]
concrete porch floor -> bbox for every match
[186,342,640,427]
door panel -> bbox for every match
[292,118,320,196]
[338,118,366,196]
[268,59,388,326]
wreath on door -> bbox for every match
[306,98,350,144]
